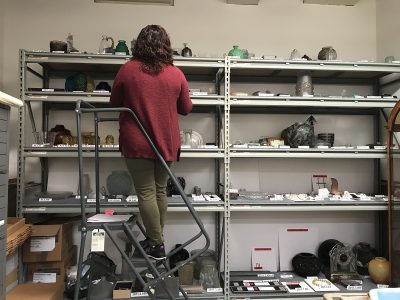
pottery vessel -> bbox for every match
[368,256,390,284]
[292,252,321,277]
[105,135,114,145]
[181,43,192,57]
[106,170,134,195]
[99,35,114,54]
[115,40,129,55]
[73,72,87,92]
[318,239,342,267]
[353,242,377,275]
[318,46,337,60]
[50,124,72,145]
[295,71,314,96]
[191,249,216,280]
[290,49,301,60]
[228,45,244,58]
[50,40,68,52]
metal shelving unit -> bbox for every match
[18,51,400,299]
[224,57,399,300]
[18,50,226,211]
[18,50,228,299]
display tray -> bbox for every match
[228,271,378,298]
[230,147,391,153]
[231,198,387,205]
[22,194,224,207]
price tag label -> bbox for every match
[38,198,52,202]
[33,272,57,283]
[131,292,148,297]
[91,229,105,252]
[126,195,138,202]
[108,198,122,203]
[87,198,96,203]
[257,273,275,278]
[377,284,389,289]
[206,287,223,293]
[280,274,293,279]
[347,285,362,291]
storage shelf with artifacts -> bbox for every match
[223,56,398,299]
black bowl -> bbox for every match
[292,252,321,277]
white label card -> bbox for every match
[108,198,122,203]
[33,272,57,283]
[30,237,56,252]
[257,273,275,278]
[347,285,362,291]
[206,287,223,293]
[91,229,105,252]
[39,198,52,202]
[377,284,389,289]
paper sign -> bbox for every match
[252,247,277,272]
[282,281,314,293]
[279,227,318,271]
[30,237,56,252]
[91,229,105,252]
[33,272,57,283]
[304,278,339,291]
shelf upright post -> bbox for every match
[17,49,26,218]
[223,56,231,300]
[16,49,27,284]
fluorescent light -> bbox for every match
[303,0,360,5]
[226,0,259,4]
[0,91,23,107]
[94,0,174,5]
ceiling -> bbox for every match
[94,0,360,6]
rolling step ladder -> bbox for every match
[74,100,211,300]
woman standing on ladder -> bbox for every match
[110,24,192,259]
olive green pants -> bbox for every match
[125,158,171,246]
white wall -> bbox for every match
[376,0,400,61]
[0,0,4,90]
[2,0,377,178]
[1,0,383,271]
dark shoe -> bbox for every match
[145,243,166,260]
[133,239,150,257]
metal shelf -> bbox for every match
[230,203,388,212]
[24,51,225,76]
[22,205,224,214]
[228,271,377,299]
[24,147,225,158]
[229,148,391,159]
[230,95,398,108]
[25,91,225,106]
[22,195,224,213]
[229,58,400,80]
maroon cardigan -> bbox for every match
[110,60,193,161]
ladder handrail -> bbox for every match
[75,99,211,274]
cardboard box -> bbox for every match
[6,282,64,300]
[113,281,133,299]
[26,245,77,283]
[7,218,32,256]
[6,252,18,293]
[23,223,73,263]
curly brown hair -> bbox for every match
[132,25,173,75]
